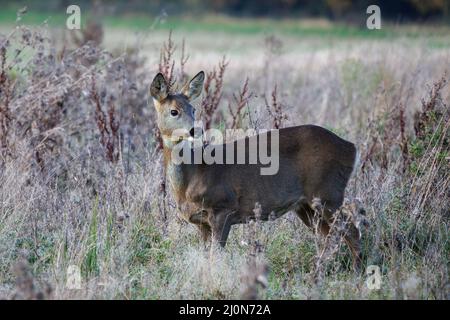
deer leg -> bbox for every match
[322,206,362,272]
[322,207,362,272]
[296,200,362,272]
[295,203,331,234]
[295,202,331,232]
[189,211,212,243]
[320,219,362,272]
[196,223,212,243]
[295,204,314,228]
[344,224,362,272]
[209,210,234,247]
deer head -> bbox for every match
[150,71,205,149]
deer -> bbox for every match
[150,71,362,270]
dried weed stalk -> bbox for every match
[228,77,252,129]
[158,30,176,92]
[201,56,228,130]
[90,77,120,163]
[265,85,287,129]
[240,203,269,300]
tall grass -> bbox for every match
[0,14,448,299]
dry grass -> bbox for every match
[0,17,449,300]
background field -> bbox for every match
[0,2,449,299]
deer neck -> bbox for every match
[163,144,192,202]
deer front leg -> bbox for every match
[188,210,212,243]
[209,210,234,247]
[196,224,212,242]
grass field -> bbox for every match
[3,6,450,38]
[0,7,449,300]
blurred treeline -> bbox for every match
[2,0,450,22]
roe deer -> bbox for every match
[150,72,362,269]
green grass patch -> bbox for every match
[2,7,448,40]
[82,197,99,277]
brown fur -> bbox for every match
[151,72,361,269]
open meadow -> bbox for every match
[0,7,449,299]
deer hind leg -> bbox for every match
[209,210,234,247]
[295,204,314,228]
[296,204,361,271]
[343,224,362,272]
[295,203,329,234]
[323,203,362,272]
[321,207,362,272]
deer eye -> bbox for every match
[170,109,179,117]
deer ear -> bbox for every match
[150,73,168,102]
[181,71,204,101]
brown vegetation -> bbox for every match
[0,15,448,299]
